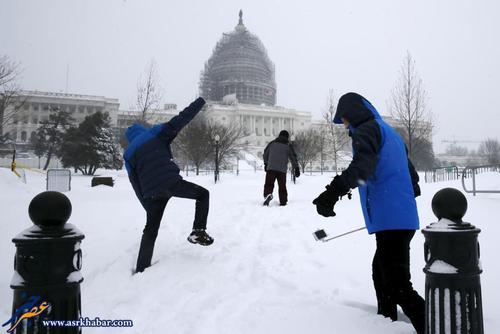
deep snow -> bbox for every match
[1,167,499,333]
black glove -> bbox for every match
[329,175,350,198]
[312,175,351,218]
[264,164,267,172]
[312,186,338,217]
[294,167,300,178]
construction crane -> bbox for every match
[442,139,482,145]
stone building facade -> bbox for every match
[2,90,119,149]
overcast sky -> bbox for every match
[1,0,499,153]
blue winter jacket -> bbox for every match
[123,97,205,207]
[333,93,419,234]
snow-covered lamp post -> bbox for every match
[6,191,84,334]
[422,188,483,334]
[214,134,220,183]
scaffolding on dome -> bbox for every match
[200,10,277,106]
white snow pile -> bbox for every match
[1,167,499,333]
[426,218,460,231]
[427,260,459,274]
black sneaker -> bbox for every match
[263,194,273,206]
[187,229,214,246]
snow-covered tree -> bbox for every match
[59,112,122,175]
[33,107,74,170]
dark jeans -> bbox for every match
[263,170,287,204]
[136,180,209,272]
[373,230,425,334]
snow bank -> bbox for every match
[1,167,499,333]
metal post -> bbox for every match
[214,134,220,183]
[6,191,84,334]
[291,135,296,184]
[472,171,476,196]
[422,188,483,334]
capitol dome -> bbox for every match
[200,10,277,106]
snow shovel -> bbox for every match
[313,226,366,242]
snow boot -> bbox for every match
[263,194,273,206]
[187,229,214,246]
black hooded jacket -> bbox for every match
[333,93,420,195]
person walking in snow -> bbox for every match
[124,97,214,274]
[262,130,300,206]
[312,92,424,333]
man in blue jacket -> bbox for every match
[124,97,214,273]
[313,93,424,333]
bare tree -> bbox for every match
[0,55,25,141]
[322,89,350,172]
[445,144,469,156]
[174,114,213,175]
[209,120,248,169]
[293,128,322,173]
[134,60,163,124]
[389,52,433,163]
[478,138,500,165]
[174,113,249,175]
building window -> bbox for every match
[21,131,27,142]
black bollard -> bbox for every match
[6,191,84,334]
[422,188,483,334]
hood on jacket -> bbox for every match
[333,92,381,127]
[125,123,148,143]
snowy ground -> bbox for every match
[1,166,499,333]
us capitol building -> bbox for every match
[197,10,312,158]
